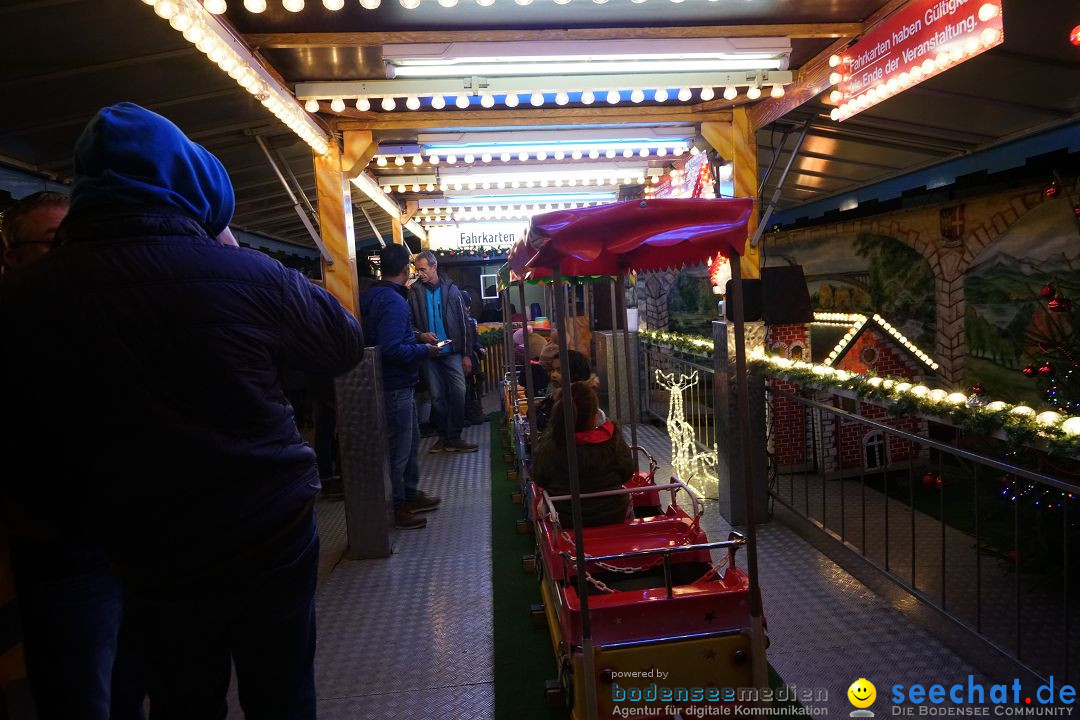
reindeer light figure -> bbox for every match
[655,369,718,497]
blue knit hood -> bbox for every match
[70,102,234,236]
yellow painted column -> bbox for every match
[702,109,760,279]
[314,143,360,315]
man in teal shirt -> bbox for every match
[408,250,478,453]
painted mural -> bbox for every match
[964,198,1080,403]
[762,232,936,351]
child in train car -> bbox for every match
[531,380,635,527]
[534,349,593,434]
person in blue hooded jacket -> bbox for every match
[361,244,442,529]
[0,103,364,719]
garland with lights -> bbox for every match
[431,246,510,261]
[641,328,1080,456]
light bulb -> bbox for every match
[500,152,511,162]
[481,153,492,163]
[504,94,520,108]
[830,90,843,103]
[580,90,595,105]
[455,94,470,108]
[464,154,475,163]
[829,54,842,68]
[699,86,715,101]
[169,10,194,31]
[406,96,421,110]
[477,0,495,5]
[437,0,458,6]
[588,149,599,159]
[747,86,761,100]
[555,91,569,106]
[357,0,379,6]
[412,154,423,166]
[355,97,370,111]
[304,99,320,112]
[480,93,495,108]
[324,0,345,7]
[638,148,649,157]
[829,72,843,85]
[397,185,406,193]
[243,0,267,11]
[154,0,180,18]
[830,108,841,121]
[400,0,420,8]
[677,87,692,102]
[376,156,388,167]
[283,0,304,11]
[411,184,421,192]
[518,151,529,161]
[431,95,446,109]
[426,183,434,191]
[571,149,582,160]
[630,89,645,103]
[394,156,405,166]
[978,2,999,21]
[330,98,346,112]
[621,148,632,158]
[771,84,785,98]
[553,150,564,160]
[605,149,616,158]
[383,186,392,194]
[446,154,457,164]
[381,96,396,111]
[428,154,440,164]
[204,0,227,12]
[656,147,667,157]
[723,86,737,101]
[653,88,668,102]
[530,92,544,106]
[606,90,620,104]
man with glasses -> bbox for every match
[1,191,68,272]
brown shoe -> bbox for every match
[404,491,441,514]
[428,438,446,454]
[394,506,427,529]
[443,438,478,453]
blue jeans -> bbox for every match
[425,353,466,441]
[11,540,145,720]
[385,387,421,506]
[126,514,319,720]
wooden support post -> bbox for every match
[314,143,359,314]
[701,111,760,280]
[391,217,404,245]
[342,129,377,179]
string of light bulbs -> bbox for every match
[381,175,645,192]
[304,83,782,114]
[142,0,329,155]
[372,144,688,168]
[212,0,748,11]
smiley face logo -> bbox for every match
[848,678,877,709]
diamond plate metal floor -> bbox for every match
[626,421,988,715]
[225,423,493,719]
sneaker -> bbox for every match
[404,491,441,514]
[443,438,479,453]
[394,506,427,529]
[428,439,446,454]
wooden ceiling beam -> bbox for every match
[245,23,861,48]
[335,106,730,131]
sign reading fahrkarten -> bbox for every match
[426,222,525,252]
[835,0,1004,121]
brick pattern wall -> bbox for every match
[820,399,927,475]
[766,324,813,471]
[835,330,926,381]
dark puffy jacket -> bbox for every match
[360,280,429,390]
[0,206,364,582]
[531,420,635,527]
[408,275,472,358]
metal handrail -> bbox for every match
[631,445,658,475]
[769,386,1079,494]
[542,476,703,524]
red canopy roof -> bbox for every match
[506,238,551,283]
[524,198,753,277]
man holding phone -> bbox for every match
[409,250,478,453]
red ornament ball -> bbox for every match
[1040,283,1056,298]
[971,384,985,396]
[921,472,936,489]
[1022,365,1037,377]
[1044,182,1061,199]
[1072,24,1080,46]
[1048,296,1073,313]
[1039,362,1054,376]
[1074,204,1080,218]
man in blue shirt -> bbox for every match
[409,250,478,453]
[361,244,442,529]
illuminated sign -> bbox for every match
[426,222,525,252]
[834,0,1004,122]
